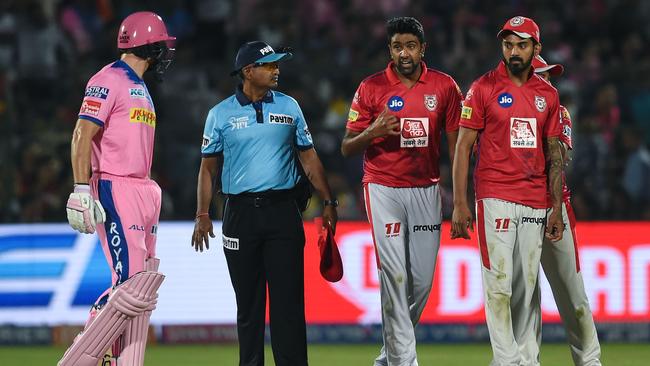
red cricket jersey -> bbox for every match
[346,62,462,187]
[460,62,561,209]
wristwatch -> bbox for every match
[323,199,339,207]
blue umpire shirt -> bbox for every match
[201,86,314,194]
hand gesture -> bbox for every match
[545,208,564,242]
[451,203,473,239]
[192,215,215,252]
[366,106,400,139]
[322,205,338,235]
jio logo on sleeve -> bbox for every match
[387,96,405,112]
[497,93,514,108]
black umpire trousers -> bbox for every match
[222,192,308,366]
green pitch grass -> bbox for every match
[1,343,649,365]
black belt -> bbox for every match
[227,189,295,208]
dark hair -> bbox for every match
[386,17,425,44]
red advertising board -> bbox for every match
[302,222,650,324]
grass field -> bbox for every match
[2,343,649,365]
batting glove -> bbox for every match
[66,184,106,234]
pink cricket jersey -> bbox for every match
[78,60,156,179]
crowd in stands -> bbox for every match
[1,0,649,222]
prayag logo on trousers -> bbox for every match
[413,224,441,232]
[522,217,546,225]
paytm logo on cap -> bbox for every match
[260,45,274,55]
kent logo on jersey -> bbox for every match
[129,88,146,99]
[85,86,109,99]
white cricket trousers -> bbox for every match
[539,200,601,366]
[476,198,546,366]
[364,183,442,366]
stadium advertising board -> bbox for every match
[0,222,648,325]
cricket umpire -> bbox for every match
[191,41,338,366]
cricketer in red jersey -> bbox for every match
[451,16,565,366]
[342,17,462,366]
[534,55,602,366]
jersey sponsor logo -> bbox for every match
[348,109,359,122]
[413,224,441,232]
[222,235,239,250]
[465,88,474,101]
[151,225,158,235]
[509,16,524,26]
[387,96,404,111]
[521,216,546,225]
[424,94,437,112]
[535,95,547,112]
[129,88,146,99]
[129,108,156,127]
[80,100,102,116]
[461,106,473,120]
[562,124,572,140]
[269,113,294,125]
[400,118,429,148]
[304,126,313,144]
[561,108,571,122]
[353,91,360,104]
[202,136,210,148]
[85,86,109,99]
[498,93,514,108]
[494,218,511,232]
[385,222,401,237]
[510,117,537,148]
[229,116,249,130]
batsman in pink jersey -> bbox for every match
[60,11,175,366]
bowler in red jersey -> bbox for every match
[342,16,462,366]
[451,16,565,366]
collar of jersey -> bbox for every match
[235,85,274,106]
[111,60,144,84]
[497,61,535,85]
[385,61,428,85]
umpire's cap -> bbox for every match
[230,41,293,76]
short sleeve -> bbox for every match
[559,105,573,149]
[78,74,117,127]
[459,81,485,130]
[445,77,463,132]
[543,91,561,139]
[346,81,374,133]
[294,103,314,150]
[201,108,223,157]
